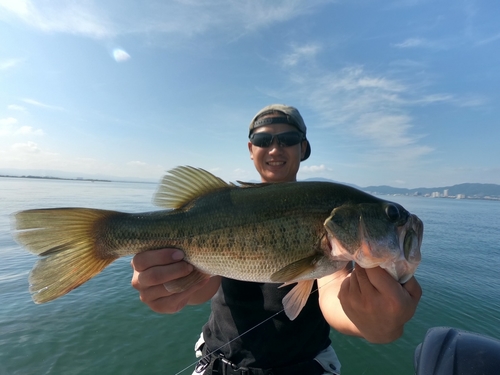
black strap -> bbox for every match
[196,346,325,375]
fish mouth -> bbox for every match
[382,214,423,283]
[324,208,423,283]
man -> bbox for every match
[131,104,422,374]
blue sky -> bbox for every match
[1,0,499,188]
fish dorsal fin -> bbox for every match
[153,166,232,209]
[270,255,320,283]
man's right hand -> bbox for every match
[131,248,220,314]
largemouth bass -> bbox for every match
[12,166,423,320]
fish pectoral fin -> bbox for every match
[163,269,211,293]
[282,279,315,320]
[270,255,320,283]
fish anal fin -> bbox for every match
[163,269,211,293]
[153,166,233,209]
[282,279,315,320]
[270,255,320,283]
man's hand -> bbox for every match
[131,249,220,314]
[338,266,422,343]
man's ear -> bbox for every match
[300,140,307,160]
[248,141,254,160]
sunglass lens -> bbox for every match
[251,133,273,147]
[277,132,303,147]
[250,132,303,147]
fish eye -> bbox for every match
[385,204,401,222]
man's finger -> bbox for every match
[134,262,193,288]
[402,276,423,301]
[144,278,211,314]
[131,248,184,272]
[361,266,401,293]
[351,265,374,293]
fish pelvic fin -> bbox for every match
[12,208,120,304]
[153,166,234,209]
[282,279,315,320]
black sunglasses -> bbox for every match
[249,131,304,148]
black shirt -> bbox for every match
[202,277,331,368]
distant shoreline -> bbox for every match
[2,174,499,201]
[369,191,500,202]
[0,175,112,183]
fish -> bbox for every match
[12,166,423,320]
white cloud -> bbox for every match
[7,104,27,111]
[454,95,488,107]
[283,43,321,67]
[0,0,331,40]
[21,98,64,111]
[17,126,44,136]
[300,164,328,173]
[11,141,42,154]
[127,161,147,167]
[0,117,18,135]
[476,33,500,46]
[0,141,62,171]
[274,61,438,172]
[392,37,449,50]
[392,37,425,48]
[0,0,115,38]
[0,58,23,70]
[0,117,44,136]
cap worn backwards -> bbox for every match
[248,104,311,161]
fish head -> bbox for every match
[324,201,423,283]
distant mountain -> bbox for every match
[363,183,500,198]
[303,178,500,199]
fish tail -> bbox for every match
[12,208,120,304]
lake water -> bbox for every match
[1,177,499,375]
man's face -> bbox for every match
[248,122,307,183]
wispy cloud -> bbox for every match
[1,141,59,168]
[300,164,329,173]
[7,104,27,111]
[0,0,115,38]
[0,58,23,70]
[127,161,147,167]
[393,37,426,48]
[11,141,43,153]
[0,117,44,136]
[21,98,64,111]
[476,33,500,46]
[275,59,435,168]
[392,37,449,50]
[283,43,321,67]
[0,0,331,40]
